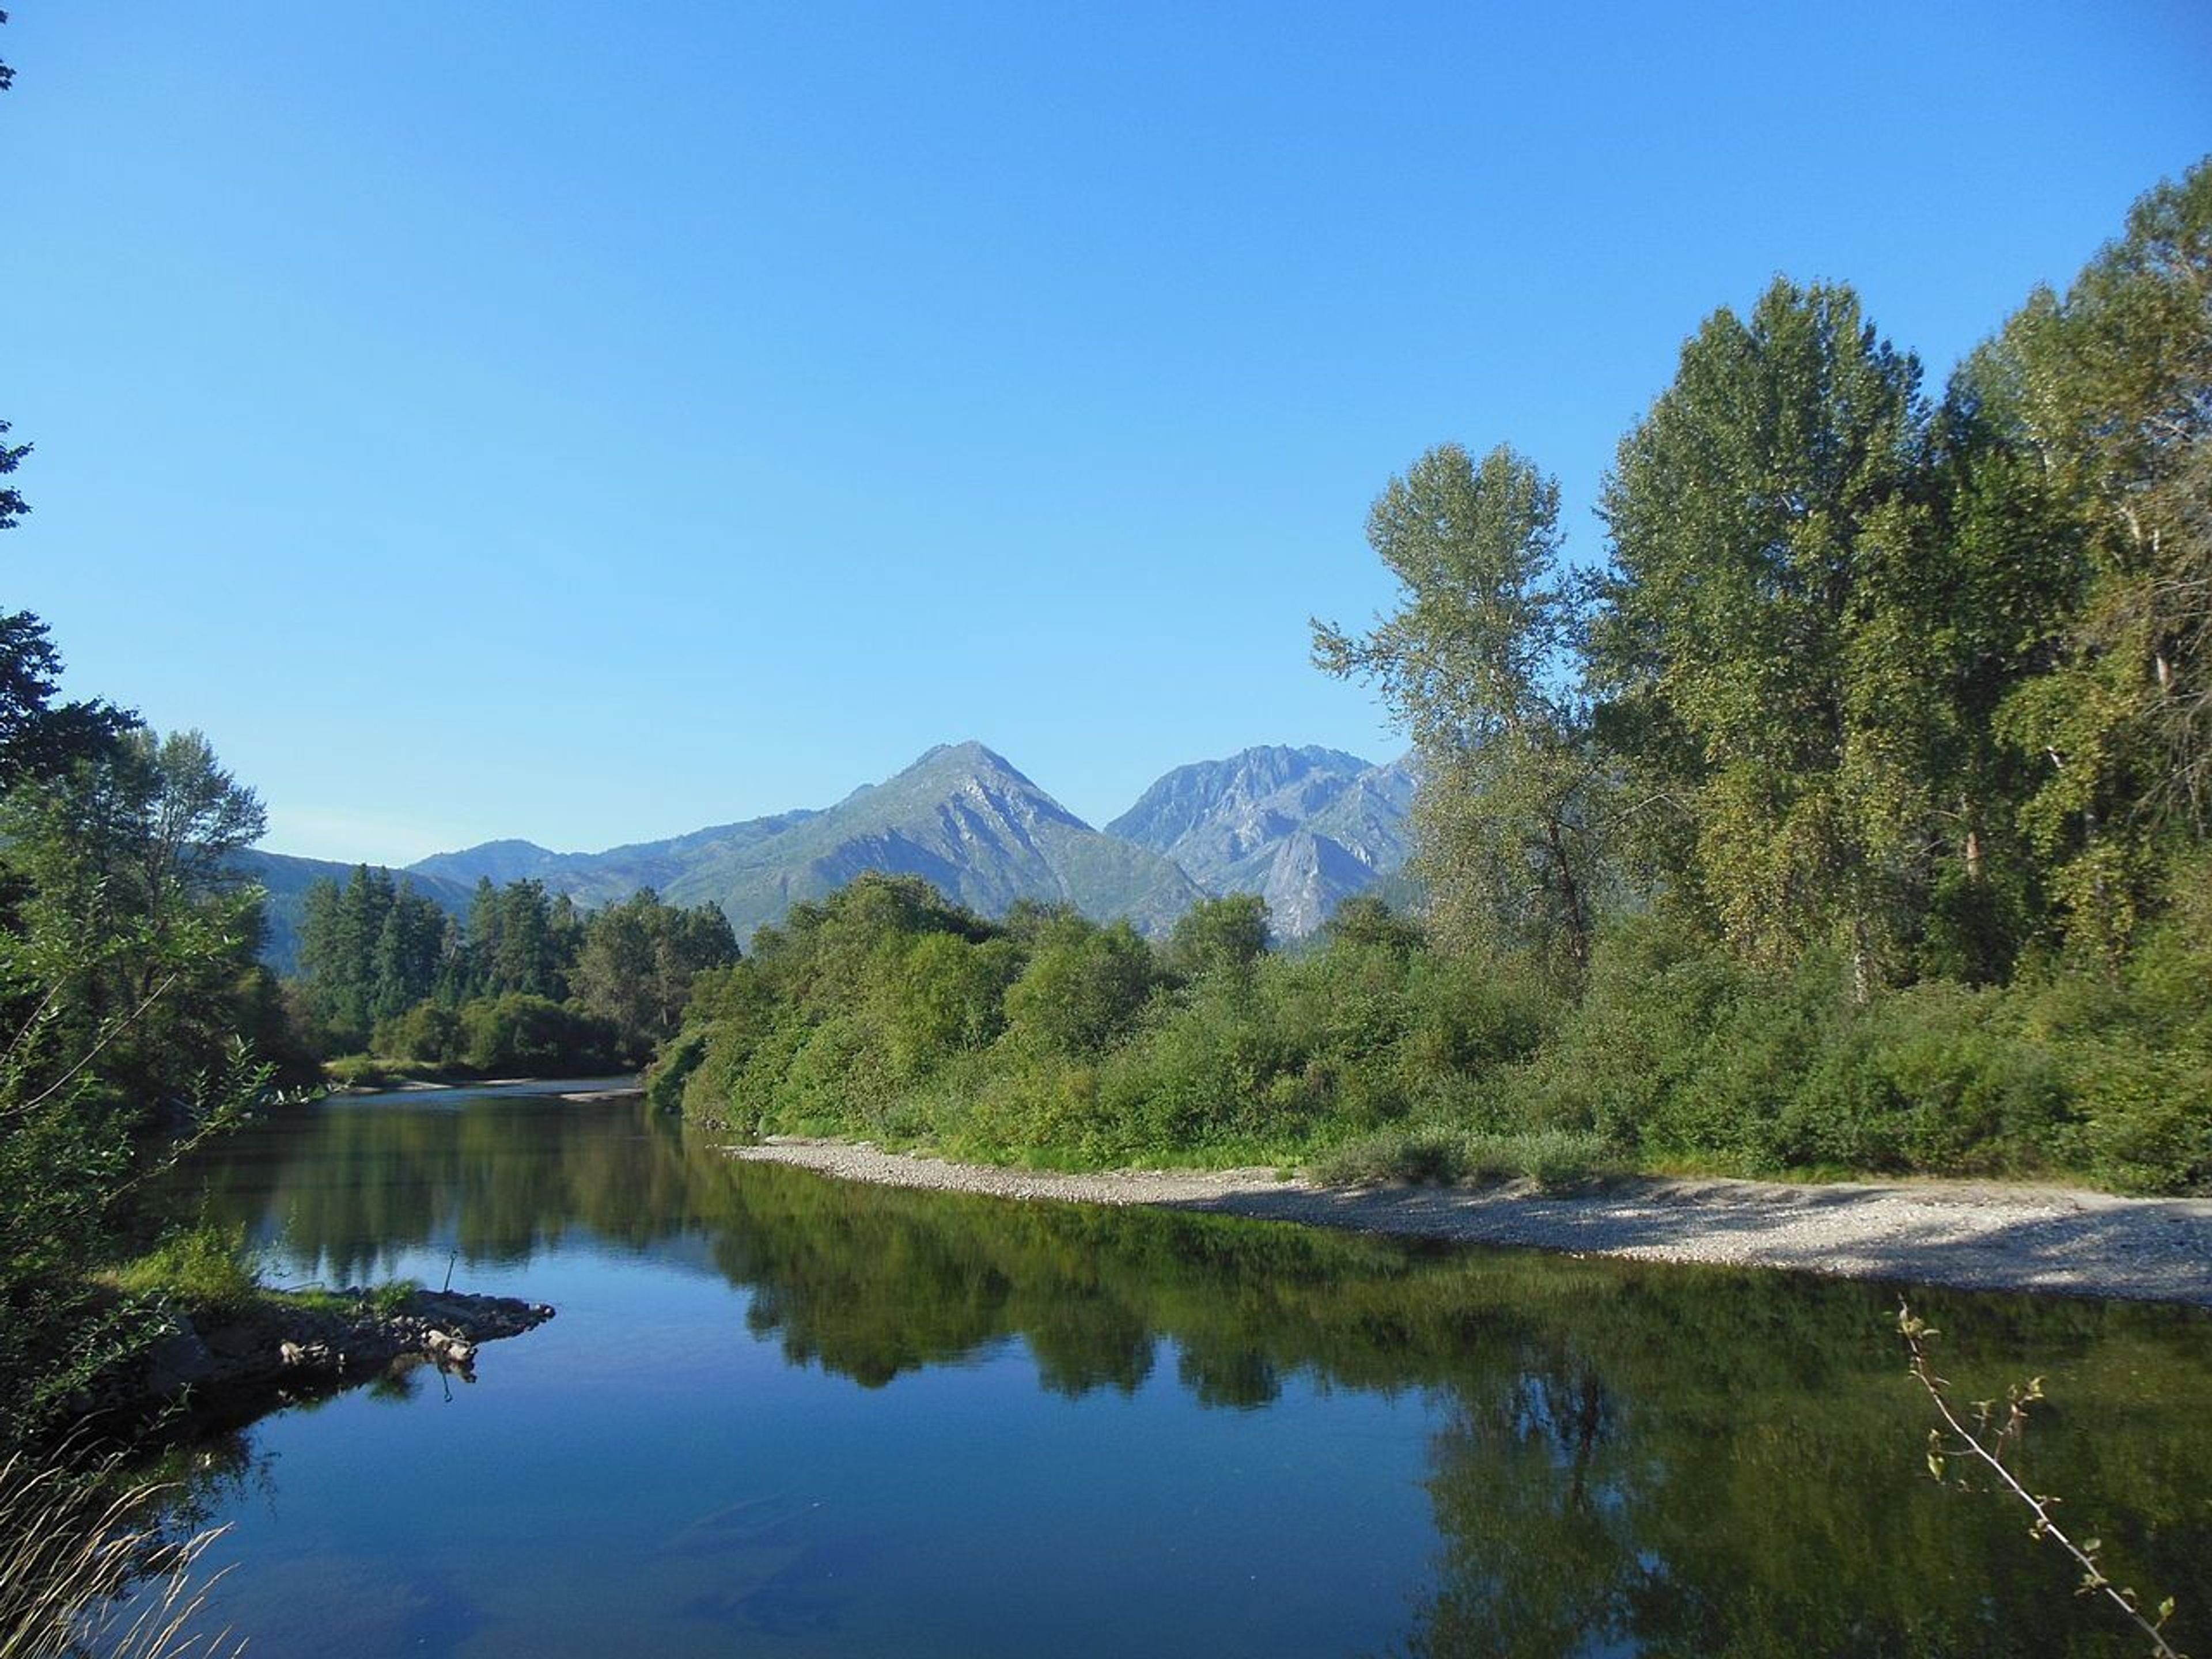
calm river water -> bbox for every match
[152,1081,2211,1657]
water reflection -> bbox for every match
[169,1090,2212,1657]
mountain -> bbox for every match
[232,849,475,975]
[409,742,1205,942]
[1107,745,1418,936]
[408,810,824,912]
[247,740,1418,968]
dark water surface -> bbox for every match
[154,1082,2211,1657]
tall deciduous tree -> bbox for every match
[1594,280,1934,996]
[1973,160,2212,954]
[571,888,739,1057]
[0,728,268,1109]
[1165,893,1270,982]
[1912,376,2088,979]
[1316,443,1605,974]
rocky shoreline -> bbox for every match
[729,1139,2212,1309]
[105,1289,556,1434]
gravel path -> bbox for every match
[729,1139,2212,1308]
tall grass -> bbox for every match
[0,1449,238,1659]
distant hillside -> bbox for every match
[232,849,474,975]
[249,740,1418,966]
[408,810,824,912]
[1108,745,1418,936]
[408,742,1204,942]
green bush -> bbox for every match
[374,1001,466,1067]
[1090,980,1300,1156]
[460,994,622,1076]
[1001,919,1161,1056]
[651,864,2207,1192]
[1312,1124,1620,1191]
[944,1049,1107,1165]
[2070,1052,2212,1194]
[108,1224,260,1321]
[1503,923,2074,1179]
[773,1012,901,1134]
[1782,983,2062,1173]
[1312,1125,1467,1185]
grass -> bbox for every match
[0,1446,239,1659]
[275,1279,422,1321]
[104,1229,260,1324]
[108,1228,422,1331]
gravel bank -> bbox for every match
[729,1139,2212,1308]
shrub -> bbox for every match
[1002,921,1161,1056]
[2070,1051,2212,1194]
[460,994,622,1076]
[945,1049,1106,1165]
[108,1224,260,1323]
[1312,1124,1620,1191]
[373,1001,465,1067]
[1782,983,2062,1174]
[1093,980,1304,1156]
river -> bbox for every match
[147,1080,2212,1656]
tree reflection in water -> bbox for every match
[170,1092,2212,1657]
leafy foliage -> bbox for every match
[1595,279,1936,991]
[0,740,280,1438]
[295,872,735,1071]
[0,306,283,1441]
[1317,443,1607,974]
[653,162,2211,1196]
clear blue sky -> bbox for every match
[8,3,2209,864]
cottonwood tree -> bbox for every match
[1,729,268,1103]
[1594,280,1936,997]
[1316,443,1606,975]
[571,888,739,1056]
[1165,893,1270,982]
[1974,161,2212,954]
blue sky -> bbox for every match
[7,3,2209,864]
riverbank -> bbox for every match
[327,1073,644,1100]
[728,1139,2212,1308]
[85,1288,558,1437]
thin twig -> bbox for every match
[10,971,183,1119]
[1899,1302,2187,1658]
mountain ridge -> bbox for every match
[249,737,1418,962]
[405,740,1205,942]
[1107,744,1418,935]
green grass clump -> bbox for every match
[107,1225,260,1322]
[365,1279,421,1319]
[275,1277,418,1321]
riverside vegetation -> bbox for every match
[158,1089,2212,1656]
[2,5,2198,1647]
[1,94,2207,1657]
[656,161,2212,1199]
